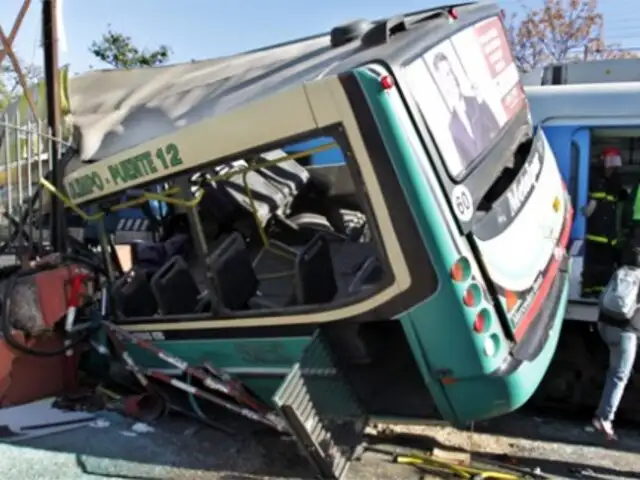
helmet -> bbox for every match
[602,147,622,168]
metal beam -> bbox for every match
[42,0,65,252]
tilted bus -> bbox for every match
[15,3,571,478]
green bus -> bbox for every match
[32,3,571,478]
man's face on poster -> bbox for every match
[433,54,462,110]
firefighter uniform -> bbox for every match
[582,149,626,297]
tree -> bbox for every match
[507,0,636,72]
[0,58,42,111]
[89,27,172,69]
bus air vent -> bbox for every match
[361,16,408,48]
[273,330,368,480]
[330,20,371,48]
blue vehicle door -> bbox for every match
[569,128,591,248]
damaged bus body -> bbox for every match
[6,3,571,478]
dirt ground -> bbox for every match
[1,409,639,479]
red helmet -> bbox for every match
[602,147,622,167]
[602,147,622,158]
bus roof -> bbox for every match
[526,82,640,124]
[65,2,496,166]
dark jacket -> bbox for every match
[587,171,627,242]
[450,95,500,166]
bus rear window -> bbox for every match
[404,16,525,179]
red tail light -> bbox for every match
[463,284,481,307]
[451,256,471,282]
[380,75,395,90]
[473,311,487,333]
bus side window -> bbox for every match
[569,141,580,210]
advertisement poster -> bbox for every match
[405,16,525,177]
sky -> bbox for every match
[0,0,638,74]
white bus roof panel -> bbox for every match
[526,82,640,124]
[68,34,349,162]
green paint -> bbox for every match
[67,143,184,201]
[108,143,182,186]
[67,172,105,200]
[632,186,640,221]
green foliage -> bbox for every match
[89,26,172,69]
[0,60,43,112]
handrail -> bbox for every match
[40,142,338,257]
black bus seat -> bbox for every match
[195,180,240,237]
[253,234,338,308]
[252,239,298,278]
[295,234,338,305]
[206,232,260,311]
[112,267,159,318]
[150,256,202,315]
[330,241,377,278]
[348,256,383,294]
[131,233,190,278]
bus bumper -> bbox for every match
[446,260,571,425]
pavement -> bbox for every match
[1,408,639,479]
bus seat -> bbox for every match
[206,232,259,311]
[347,257,383,294]
[132,233,190,278]
[254,234,338,307]
[330,242,378,278]
[112,267,158,318]
[150,256,202,315]
[196,180,241,236]
[294,234,338,305]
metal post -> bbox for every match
[42,0,65,252]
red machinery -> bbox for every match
[0,264,90,407]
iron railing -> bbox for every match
[0,111,70,253]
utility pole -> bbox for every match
[42,0,65,252]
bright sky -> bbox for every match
[0,0,637,74]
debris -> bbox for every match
[122,393,168,422]
[103,321,287,432]
[89,418,111,429]
[393,452,522,480]
[120,430,137,437]
[0,397,95,442]
[131,422,154,434]
[431,447,471,465]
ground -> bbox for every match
[0,410,639,479]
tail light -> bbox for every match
[463,283,481,307]
[473,309,490,333]
[380,75,395,90]
[450,256,471,282]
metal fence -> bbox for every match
[0,111,70,248]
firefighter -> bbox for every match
[582,147,627,297]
